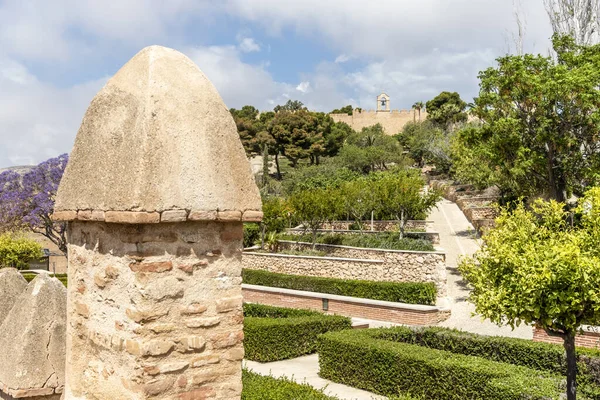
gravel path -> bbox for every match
[429,199,533,339]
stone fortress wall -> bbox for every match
[330,108,427,135]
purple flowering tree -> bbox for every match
[0,154,69,255]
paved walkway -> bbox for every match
[244,354,386,400]
[429,199,532,339]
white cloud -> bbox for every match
[184,45,293,110]
[0,58,106,168]
[335,54,351,63]
[296,81,311,93]
[238,37,261,53]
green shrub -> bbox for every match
[244,223,261,248]
[318,329,564,400]
[278,232,435,251]
[243,303,351,362]
[370,326,600,393]
[0,232,43,269]
[242,370,337,399]
[242,269,437,305]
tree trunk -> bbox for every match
[275,153,282,180]
[547,142,567,202]
[311,229,317,250]
[399,209,405,239]
[262,144,269,187]
[564,330,577,400]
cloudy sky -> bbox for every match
[0,0,554,168]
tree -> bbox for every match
[274,100,306,113]
[412,101,424,122]
[373,170,441,237]
[341,179,377,232]
[0,154,68,255]
[398,121,452,171]
[330,105,353,115]
[425,92,468,128]
[288,188,339,247]
[338,124,407,174]
[0,232,42,269]
[456,36,600,202]
[544,0,600,45]
[459,189,600,400]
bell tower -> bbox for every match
[377,93,390,112]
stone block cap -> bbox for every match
[53,45,262,223]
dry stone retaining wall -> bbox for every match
[243,241,446,296]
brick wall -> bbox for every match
[243,287,448,325]
[533,327,600,349]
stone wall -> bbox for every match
[243,285,449,325]
[319,220,428,232]
[65,221,245,400]
[330,109,426,135]
[463,207,498,222]
[243,241,446,296]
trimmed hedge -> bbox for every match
[243,303,351,362]
[22,273,68,287]
[242,370,337,399]
[242,269,437,306]
[371,326,600,388]
[318,329,564,400]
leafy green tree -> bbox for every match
[455,35,600,202]
[230,106,263,155]
[426,91,468,127]
[288,188,340,247]
[330,105,353,115]
[341,178,377,232]
[459,189,600,400]
[282,163,359,195]
[274,100,306,113]
[0,232,43,269]
[373,170,441,237]
[338,124,407,173]
[398,121,451,170]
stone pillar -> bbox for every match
[53,46,262,400]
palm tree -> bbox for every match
[412,101,424,122]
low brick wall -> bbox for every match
[464,207,498,221]
[319,220,429,232]
[242,285,449,325]
[285,229,440,244]
[533,326,600,349]
[243,241,447,296]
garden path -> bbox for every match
[244,354,387,400]
[429,198,533,339]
